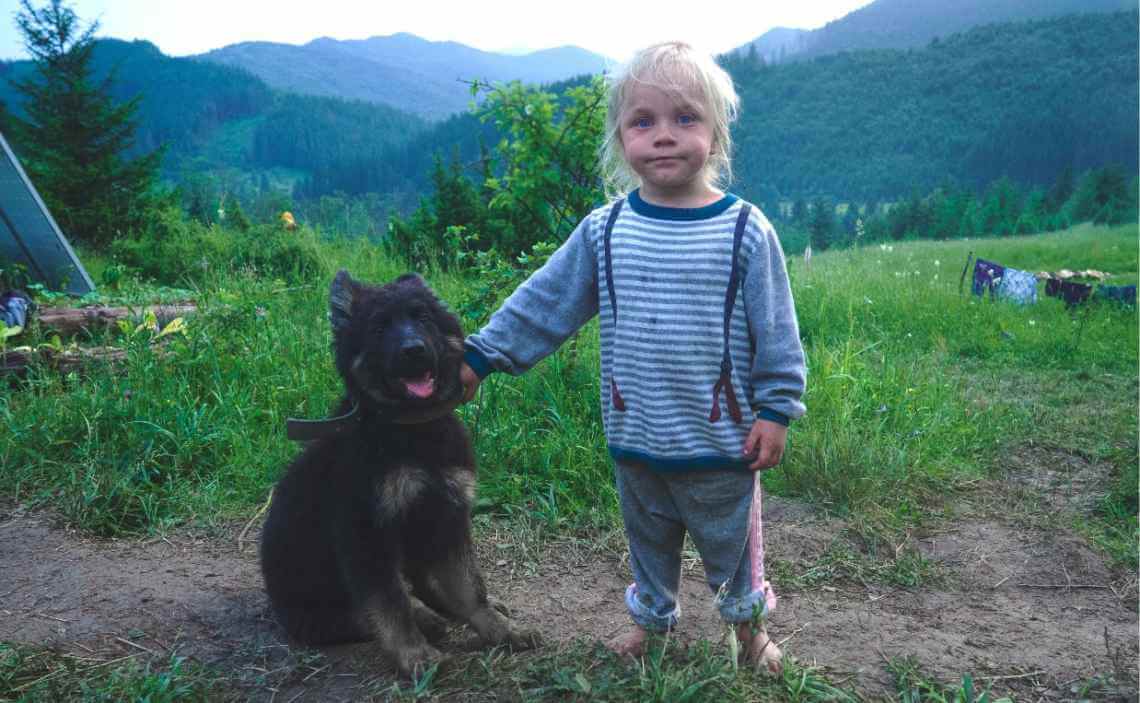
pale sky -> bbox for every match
[0,0,872,63]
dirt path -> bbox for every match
[1,492,1135,701]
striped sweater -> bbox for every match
[463,189,807,472]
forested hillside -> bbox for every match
[735,0,1136,61]
[0,39,425,185]
[727,11,1138,202]
[1,12,1134,213]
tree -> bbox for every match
[809,198,835,251]
[9,0,162,248]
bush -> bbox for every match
[110,207,327,286]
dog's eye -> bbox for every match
[416,310,432,324]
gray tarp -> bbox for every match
[0,129,94,295]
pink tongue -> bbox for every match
[404,373,435,398]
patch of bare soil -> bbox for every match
[1,491,1136,701]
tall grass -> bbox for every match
[0,223,1135,539]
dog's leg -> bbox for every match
[337,540,444,677]
[410,597,450,643]
[409,545,541,651]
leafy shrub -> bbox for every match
[110,207,327,285]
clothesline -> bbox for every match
[959,252,1136,307]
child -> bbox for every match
[459,41,806,674]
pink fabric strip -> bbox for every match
[749,473,777,613]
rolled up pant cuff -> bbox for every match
[625,583,679,632]
[716,580,777,623]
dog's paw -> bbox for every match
[489,597,512,618]
[395,643,445,679]
[505,626,543,651]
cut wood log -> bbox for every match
[36,304,197,336]
[2,345,130,376]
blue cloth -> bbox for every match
[997,267,1038,305]
[0,291,31,330]
[1095,284,1136,306]
[971,259,1004,298]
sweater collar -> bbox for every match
[628,188,738,221]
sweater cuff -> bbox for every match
[756,407,790,427]
[463,346,495,380]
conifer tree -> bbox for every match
[10,0,162,248]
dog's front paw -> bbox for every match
[505,625,543,651]
[395,642,445,679]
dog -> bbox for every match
[260,270,539,675]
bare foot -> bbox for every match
[605,625,649,658]
[736,622,783,676]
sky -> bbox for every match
[0,0,872,63]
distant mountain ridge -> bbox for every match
[735,0,1138,61]
[198,33,612,119]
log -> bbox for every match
[36,304,197,336]
[2,345,129,376]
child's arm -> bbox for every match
[741,215,807,465]
[461,215,600,392]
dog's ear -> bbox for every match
[329,269,357,332]
[395,272,426,288]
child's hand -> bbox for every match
[743,419,787,471]
[459,363,481,403]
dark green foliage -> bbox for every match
[729,11,1139,203]
[386,78,606,270]
[255,92,425,196]
[8,0,163,249]
[809,198,836,251]
[842,165,1137,253]
[109,207,326,286]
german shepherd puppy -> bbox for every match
[260,270,538,675]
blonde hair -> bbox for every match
[599,41,740,199]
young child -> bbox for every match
[459,41,806,674]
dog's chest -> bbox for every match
[375,463,475,519]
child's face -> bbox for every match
[619,83,716,205]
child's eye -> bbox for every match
[634,117,652,129]
[677,114,696,125]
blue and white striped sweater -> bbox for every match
[464,190,806,473]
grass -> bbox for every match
[1,224,1135,544]
[0,642,223,702]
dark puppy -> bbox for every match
[260,270,538,675]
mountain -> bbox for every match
[726,11,1139,202]
[0,39,427,188]
[740,27,810,64]
[198,34,612,119]
[734,0,1138,61]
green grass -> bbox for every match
[0,643,223,702]
[2,224,1135,548]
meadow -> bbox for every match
[1,221,1136,700]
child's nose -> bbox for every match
[652,124,676,146]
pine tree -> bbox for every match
[809,197,835,251]
[10,0,162,248]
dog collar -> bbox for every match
[285,396,463,442]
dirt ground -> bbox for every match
[1,472,1137,701]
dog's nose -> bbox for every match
[400,339,427,359]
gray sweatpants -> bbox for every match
[615,461,776,632]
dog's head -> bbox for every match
[329,270,465,411]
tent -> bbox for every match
[0,129,94,295]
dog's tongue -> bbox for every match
[403,372,435,399]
